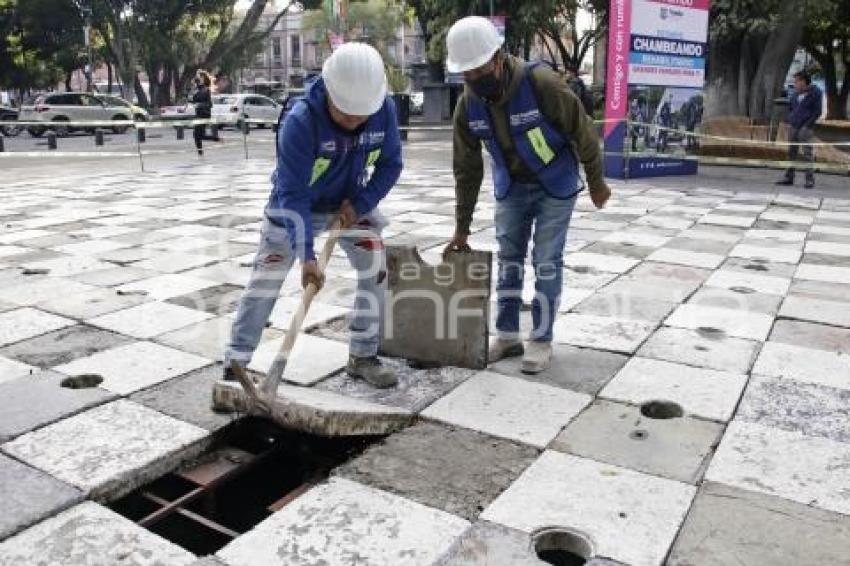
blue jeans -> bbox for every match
[495,184,577,342]
[225,210,387,366]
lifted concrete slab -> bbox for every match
[0,324,134,369]
[668,482,850,566]
[335,422,538,520]
[211,380,413,437]
[381,246,491,369]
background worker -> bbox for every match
[442,16,612,375]
[776,71,823,189]
[224,43,403,388]
[189,70,220,156]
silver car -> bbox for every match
[20,92,145,137]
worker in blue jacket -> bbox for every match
[225,43,403,388]
[777,71,823,189]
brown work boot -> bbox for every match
[346,355,397,389]
[488,338,524,363]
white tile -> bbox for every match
[482,451,696,566]
[760,210,815,224]
[0,308,75,347]
[805,241,850,258]
[0,229,54,244]
[115,273,217,300]
[52,239,129,256]
[21,255,112,277]
[181,261,252,287]
[37,287,150,319]
[811,224,850,237]
[795,264,850,284]
[88,301,212,339]
[553,314,656,354]
[745,229,807,243]
[0,355,38,384]
[665,304,774,342]
[248,333,350,386]
[564,252,640,274]
[706,420,850,516]
[601,231,671,248]
[729,244,802,264]
[600,357,748,422]
[698,214,756,228]
[134,252,217,273]
[704,269,791,296]
[217,477,468,566]
[0,502,196,565]
[638,327,760,374]
[779,295,850,328]
[1,400,207,496]
[422,371,591,448]
[268,297,349,331]
[646,248,725,269]
[0,245,30,258]
[752,342,850,391]
[54,341,211,395]
[0,278,98,306]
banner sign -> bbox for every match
[604,0,711,178]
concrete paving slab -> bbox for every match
[422,371,591,448]
[154,315,251,361]
[0,453,82,541]
[2,400,208,500]
[687,286,783,315]
[0,277,98,307]
[720,255,799,278]
[729,243,802,264]
[805,240,850,257]
[267,296,348,331]
[778,295,850,328]
[795,263,850,284]
[115,273,218,300]
[0,501,196,565]
[37,286,151,319]
[788,278,850,303]
[133,252,218,273]
[88,301,213,339]
[481,450,696,566]
[564,252,639,274]
[0,370,116,442]
[769,318,850,354]
[698,214,756,228]
[600,357,748,422]
[645,247,725,269]
[553,314,656,354]
[248,333,349,386]
[53,340,211,395]
[0,307,76,347]
[70,265,160,287]
[745,228,808,242]
[336,422,538,520]
[573,292,678,323]
[638,326,760,374]
[665,303,774,341]
[551,400,722,484]
[0,324,134,369]
[216,477,469,566]
[668,481,850,566]
[166,283,245,316]
[490,343,628,396]
[704,268,791,296]
[706,420,850,516]
[0,355,37,383]
[318,356,475,412]
[753,341,850,390]
[737,374,850,444]
[130,364,237,432]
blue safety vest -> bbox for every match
[465,63,580,200]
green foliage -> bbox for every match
[386,64,409,92]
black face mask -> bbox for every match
[468,72,502,101]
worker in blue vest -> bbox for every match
[224,43,403,388]
[443,17,612,374]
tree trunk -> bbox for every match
[134,74,148,107]
[64,72,72,92]
[705,33,745,117]
[747,3,804,122]
[107,62,113,94]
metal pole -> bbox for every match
[489,0,494,16]
[84,3,94,92]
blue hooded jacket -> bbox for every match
[788,84,823,130]
[265,77,402,260]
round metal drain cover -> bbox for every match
[533,528,593,566]
[60,374,104,389]
[640,400,684,420]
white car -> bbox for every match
[19,92,144,137]
[212,94,282,130]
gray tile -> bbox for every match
[720,256,798,278]
[166,283,244,315]
[0,371,116,442]
[668,482,850,566]
[582,241,655,259]
[769,319,850,355]
[551,400,723,484]
[335,421,538,521]
[130,364,238,432]
[0,453,82,541]
[490,343,628,396]
[687,286,783,315]
[0,324,134,369]
[573,292,678,323]
[637,326,760,374]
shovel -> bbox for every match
[231,215,343,407]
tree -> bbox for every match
[803,0,850,119]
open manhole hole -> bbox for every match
[641,400,684,420]
[534,528,593,566]
[60,374,103,389]
[110,418,381,556]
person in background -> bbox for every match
[656,94,673,153]
[776,71,822,189]
[565,65,595,117]
[189,70,220,156]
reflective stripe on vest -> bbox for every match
[366,148,382,167]
[527,126,555,165]
[310,157,332,186]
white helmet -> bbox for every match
[323,42,388,116]
[446,16,504,74]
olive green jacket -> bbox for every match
[452,55,606,234]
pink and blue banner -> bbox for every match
[604,0,711,178]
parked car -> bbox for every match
[410,91,424,115]
[0,105,21,136]
[159,103,196,122]
[95,95,149,123]
[212,94,282,130]
[19,92,144,137]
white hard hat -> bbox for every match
[323,42,388,116]
[446,16,504,74]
